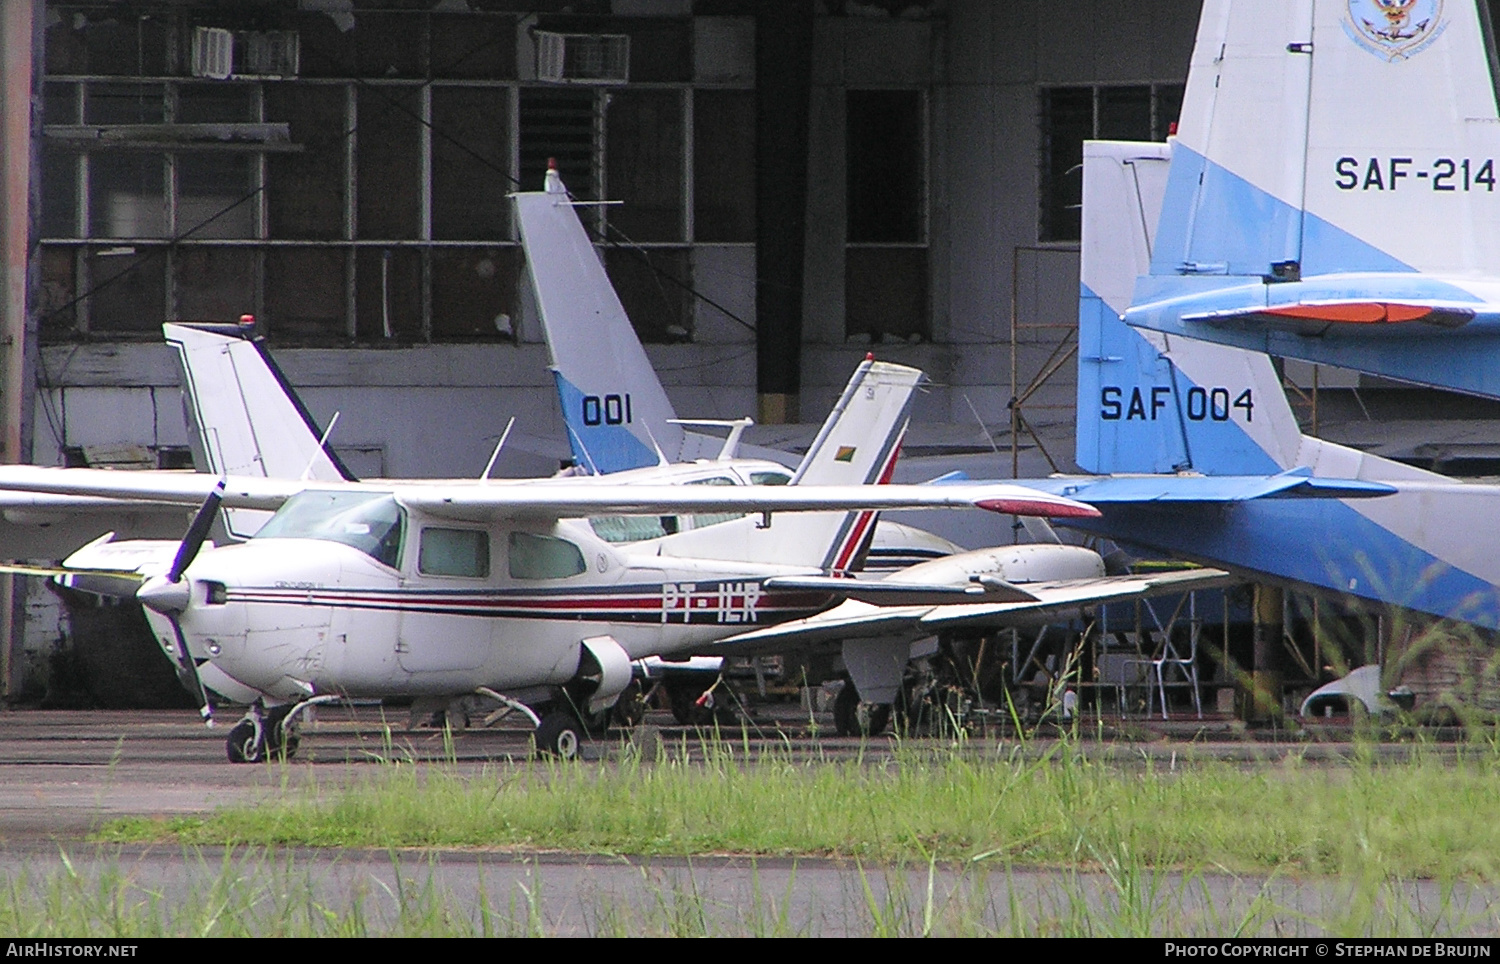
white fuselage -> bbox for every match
[172,514,834,703]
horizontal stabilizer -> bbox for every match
[761,574,1039,606]
[1185,302,1476,333]
[1026,470,1396,504]
[714,567,1236,653]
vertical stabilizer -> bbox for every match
[659,358,922,571]
[1079,142,1299,476]
[515,166,684,473]
[1152,0,1500,283]
[165,323,351,540]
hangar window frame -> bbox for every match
[1037,82,1184,244]
[38,6,752,348]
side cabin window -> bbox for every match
[686,475,742,529]
[750,471,791,486]
[419,528,490,578]
[509,531,586,579]
[587,474,747,544]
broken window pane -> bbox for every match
[605,89,683,242]
[265,84,347,241]
[693,90,753,242]
[356,86,421,240]
[265,247,346,342]
[85,82,165,125]
[355,247,421,342]
[432,87,509,241]
[41,150,79,239]
[431,14,516,80]
[39,246,78,337]
[355,12,425,79]
[431,247,519,342]
[176,84,256,123]
[88,247,165,333]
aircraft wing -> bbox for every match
[0,467,1101,521]
[710,566,1236,654]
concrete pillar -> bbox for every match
[754,0,814,425]
[1246,583,1285,722]
[0,0,42,697]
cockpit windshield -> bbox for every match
[254,490,406,568]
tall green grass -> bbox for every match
[100,736,1500,879]
[3,846,1497,937]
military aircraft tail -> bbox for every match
[1077,140,1301,476]
[514,164,685,474]
[1119,0,1500,398]
[1153,0,1500,283]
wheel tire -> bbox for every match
[611,679,647,728]
[666,678,716,726]
[534,713,583,760]
[226,719,265,764]
[833,680,890,737]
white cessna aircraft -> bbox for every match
[4,355,1098,761]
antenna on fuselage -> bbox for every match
[642,423,670,468]
[299,411,340,481]
[564,422,601,476]
[481,417,517,482]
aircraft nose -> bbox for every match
[137,575,190,615]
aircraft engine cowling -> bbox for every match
[576,635,634,715]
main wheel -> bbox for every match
[833,680,891,737]
[226,718,265,763]
[611,679,648,728]
[534,713,583,760]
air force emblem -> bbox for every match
[1344,0,1448,62]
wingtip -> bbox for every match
[974,497,1101,519]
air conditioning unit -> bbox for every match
[191,27,233,80]
[239,30,300,79]
[535,31,629,84]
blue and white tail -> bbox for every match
[1079,141,1296,476]
[1080,139,1453,493]
[514,166,684,474]
[165,322,351,540]
[1120,1,1500,398]
[1153,0,1500,282]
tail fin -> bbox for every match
[165,322,351,540]
[1078,141,1299,475]
[514,166,685,473]
[658,357,922,571]
[1153,0,1500,282]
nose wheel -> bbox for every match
[225,702,301,763]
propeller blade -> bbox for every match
[167,615,213,726]
[168,479,225,583]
